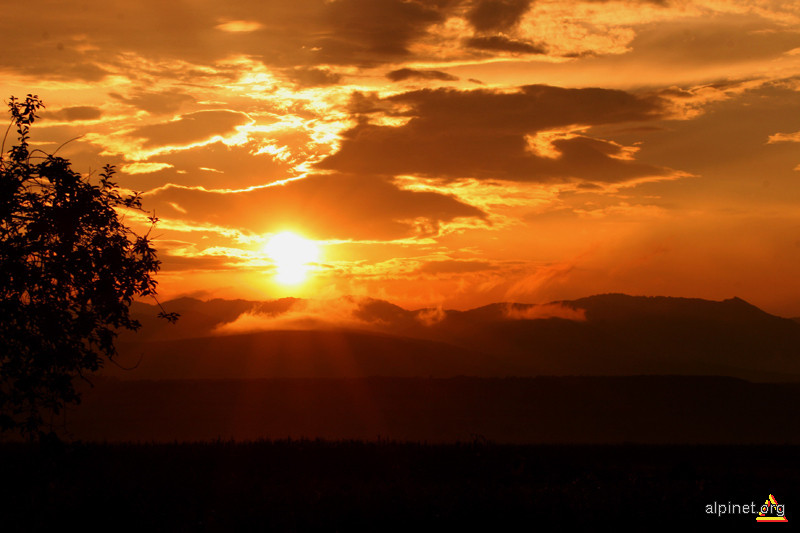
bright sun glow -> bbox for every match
[264,231,320,285]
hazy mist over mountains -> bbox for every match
[112,294,800,382]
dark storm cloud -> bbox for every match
[319,85,673,183]
[467,0,533,32]
[386,69,459,82]
[45,106,103,121]
[145,173,486,240]
[465,36,546,54]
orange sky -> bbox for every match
[4,0,800,315]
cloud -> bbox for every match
[416,306,446,326]
[212,297,382,334]
[386,68,458,82]
[0,34,111,81]
[467,0,533,32]
[285,67,343,87]
[110,90,195,115]
[315,0,448,62]
[465,36,546,54]
[144,172,486,240]
[417,259,495,275]
[124,110,253,152]
[45,106,103,121]
[391,84,664,131]
[6,0,800,93]
[628,15,800,68]
[5,0,800,92]
[0,0,455,84]
[157,253,247,272]
[120,162,174,175]
[505,261,579,300]
[216,20,264,33]
[768,131,800,143]
[116,137,307,190]
[187,295,586,338]
[320,85,674,184]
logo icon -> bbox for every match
[757,494,788,523]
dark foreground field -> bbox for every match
[1,440,796,530]
[70,376,800,443]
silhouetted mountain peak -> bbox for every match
[351,297,410,322]
[121,293,800,381]
[559,293,774,323]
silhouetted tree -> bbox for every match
[0,95,177,439]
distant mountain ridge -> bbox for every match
[111,294,800,381]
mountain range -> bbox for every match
[106,294,800,381]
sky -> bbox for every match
[3,0,800,316]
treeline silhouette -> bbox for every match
[1,439,796,530]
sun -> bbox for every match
[264,231,320,285]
